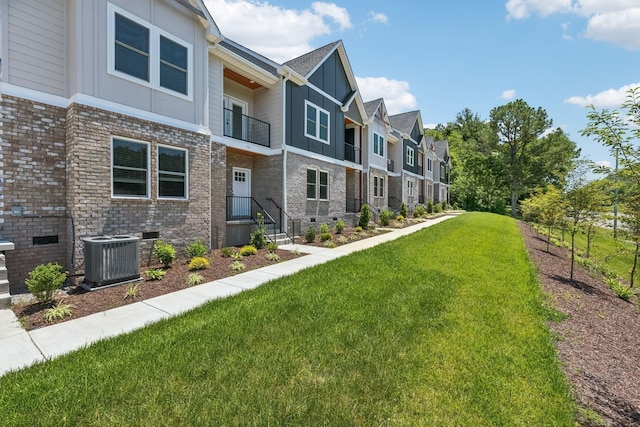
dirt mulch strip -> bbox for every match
[519,222,640,426]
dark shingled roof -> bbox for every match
[219,39,279,76]
[389,110,420,136]
[364,98,383,119]
[435,140,449,160]
[283,41,341,77]
[344,96,364,124]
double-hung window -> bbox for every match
[305,101,330,144]
[109,3,192,98]
[427,158,432,172]
[407,180,414,197]
[374,176,384,198]
[112,137,149,198]
[373,133,384,157]
[307,168,329,200]
[406,146,415,167]
[158,145,188,199]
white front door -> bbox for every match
[232,167,251,217]
[224,96,248,140]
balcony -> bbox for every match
[387,159,395,172]
[223,108,270,148]
[418,165,424,176]
[344,143,361,164]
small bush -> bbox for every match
[320,232,333,242]
[319,223,330,234]
[292,249,301,256]
[355,226,363,233]
[153,240,177,267]
[335,220,345,234]
[229,261,246,272]
[25,263,67,302]
[433,203,442,213]
[186,273,204,287]
[221,247,233,258]
[185,239,208,259]
[379,209,393,226]
[396,215,405,222]
[123,284,140,300]
[358,204,371,229]
[324,240,337,248]
[188,257,210,270]
[145,268,166,281]
[400,203,408,218]
[43,301,75,323]
[249,212,267,249]
[337,236,348,244]
[607,278,634,301]
[240,245,258,256]
[231,251,243,260]
[267,242,278,252]
[441,201,448,211]
[265,252,280,262]
[414,204,426,218]
[305,225,317,243]
[426,200,434,214]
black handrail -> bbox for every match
[344,143,361,164]
[266,198,298,244]
[389,196,402,212]
[226,196,278,241]
[223,108,271,147]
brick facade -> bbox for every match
[1,96,224,293]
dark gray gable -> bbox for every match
[284,41,340,77]
[308,50,351,102]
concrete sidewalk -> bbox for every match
[0,214,457,377]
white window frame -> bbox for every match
[157,144,188,200]
[374,176,384,198]
[406,146,415,167]
[373,132,384,157]
[304,100,330,144]
[111,136,150,199]
[407,180,414,197]
[107,3,193,100]
[306,167,329,200]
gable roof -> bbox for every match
[364,98,392,128]
[389,110,420,137]
[186,0,222,42]
[435,140,450,162]
[283,41,341,77]
[344,92,367,126]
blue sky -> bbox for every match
[204,0,640,169]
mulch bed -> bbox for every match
[519,222,640,426]
[12,248,299,331]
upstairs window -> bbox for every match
[305,101,330,144]
[373,133,384,157]
[158,145,187,199]
[406,146,415,167]
[427,158,432,172]
[109,3,192,98]
[112,138,149,198]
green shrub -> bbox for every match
[231,251,243,260]
[265,252,280,262]
[426,200,434,214]
[123,284,140,300]
[324,240,337,248]
[267,242,278,252]
[358,204,371,229]
[305,225,317,243]
[145,268,166,281]
[249,213,267,249]
[229,261,246,272]
[153,240,176,267]
[335,220,345,234]
[25,263,67,302]
[355,226,363,233]
[396,214,405,222]
[185,239,208,259]
[221,247,233,258]
[319,223,330,234]
[606,278,634,301]
[433,203,442,213]
[240,245,258,256]
[379,209,393,226]
[400,203,408,218]
[186,273,204,287]
[414,204,426,218]
[320,232,333,242]
[43,301,75,323]
[188,257,210,270]
[337,235,348,244]
[441,201,448,211]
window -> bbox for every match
[427,158,432,172]
[112,138,149,198]
[307,168,329,200]
[158,145,187,199]
[406,146,415,166]
[407,180,414,197]
[373,133,384,157]
[305,101,330,144]
[109,4,192,98]
[374,176,384,198]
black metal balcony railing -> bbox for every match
[344,143,361,164]
[387,159,395,172]
[417,166,424,176]
[223,108,270,147]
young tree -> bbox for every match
[522,185,565,252]
[621,194,640,287]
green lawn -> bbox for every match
[0,213,575,426]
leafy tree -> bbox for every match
[522,185,565,252]
[489,99,553,217]
[620,194,640,287]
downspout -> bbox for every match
[281,71,292,212]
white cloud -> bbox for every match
[366,11,388,24]
[506,0,640,50]
[564,82,640,107]
[424,123,438,129]
[500,89,517,100]
[204,0,352,63]
[595,160,612,168]
[356,77,418,115]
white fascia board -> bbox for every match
[209,44,279,88]
[286,145,363,171]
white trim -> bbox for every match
[107,3,194,101]
[304,100,330,144]
[306,167,330,201]
[231,166,252,197]
[403,170,424,180]
[111,136,151,199]
[369,163,389,172]
[306,82,342,106]
[373,132,385,158]
[286,145,363,171]
[0,83,69,108]
[214,135,281,156]
[157,144,189,200]
[406,145,415,167]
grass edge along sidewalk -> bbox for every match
[0,212,575,426]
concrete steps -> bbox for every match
[0,255,10,309]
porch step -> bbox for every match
[268,233,294,246]
[0,279,10,309]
